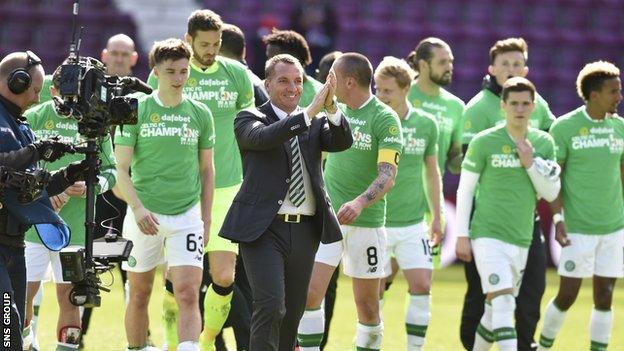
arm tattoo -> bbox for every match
[363,162,397,202]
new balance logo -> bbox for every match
[367,266,377,273]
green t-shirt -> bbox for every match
[386,107,439,227]
[37,75,53,105]
[462,125,555,247]
[462,89,555,145]
[24,101,117,246]
[324,96,403,228]
[299,76,324,108]
[408,83,464,172]
[549,107,624,234]
[114,94,215,215]
[147,56,254,188]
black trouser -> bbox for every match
[320,265,339,350]
[240,217,319,351]
[460,219,546,351]
[83,190,128,336]
[0,244,26,351]
[166,253,253,351]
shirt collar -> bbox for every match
[353,95,374,110]
[0,94,25,121]
[271,103,299,120]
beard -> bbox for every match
[430,71,452,86]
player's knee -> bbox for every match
[174,283,200,308]
[554,289,577,310]
[408,281,431,295]
[210,269,235,288]
[128,285,152,308]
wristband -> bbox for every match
[553,213,564,225]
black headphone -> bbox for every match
[7,51,42,95]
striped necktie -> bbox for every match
[289,136,306,207]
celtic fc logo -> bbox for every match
[564,260,575,272]
[488,273,500,285]
[127,255,137,267]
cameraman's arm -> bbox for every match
[0,146,38,170]
[97,136,117,193]
[199,149,215,246]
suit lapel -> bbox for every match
[261,102,293,166]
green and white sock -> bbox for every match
[538,299,567,350]
[589,308,612,351]
[405,293,430,351]
[297,307,324,350]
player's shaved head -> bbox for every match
[102,33,137,76]
[334,52,373,89]
[106,33,135,50]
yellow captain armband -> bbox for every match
[378,149,400,166]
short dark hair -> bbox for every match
[335,52,373,88]
[501,76,536,102]
[265,54,304,80]
[316,51,342,83]
[262,29,312,66]
[220,23,245,59]
[576,61,621,101]
[489,37,528,64]
[187,9,223,38]
[406,37,450,72]
[150,38,191,67]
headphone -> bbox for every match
[7,51,42,95]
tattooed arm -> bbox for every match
[336,162,397,225]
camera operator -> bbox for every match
[79,34,141,348]
[22,63,117,351]
[0,51,88,350]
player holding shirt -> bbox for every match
[456,78,560,351]
[406,37,464,174]
[374,57,442,351]
[147,10,254,350]
[116,38,216,351]
[297,53,402,351]
[263,29,324,107]
[459,37,556,351]
[22,66,116,351]
[538,61,624,351]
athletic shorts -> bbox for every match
[122,203,204,272]
[315,225,386,279]
[206,184,239,254]
[384,221,432,275]
[25,242,82,283]
[558,229,624,278]
[472,237,528,296]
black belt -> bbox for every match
[276,214,314,223]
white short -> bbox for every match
[314,225,386,279]
[384,221,432,275]
[558,230,624,278]
[122,203,204,272]
[472,238,529,295]
[25,242,82,283]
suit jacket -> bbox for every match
[219,102,353,244]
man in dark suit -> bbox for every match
[219,53,352,351]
